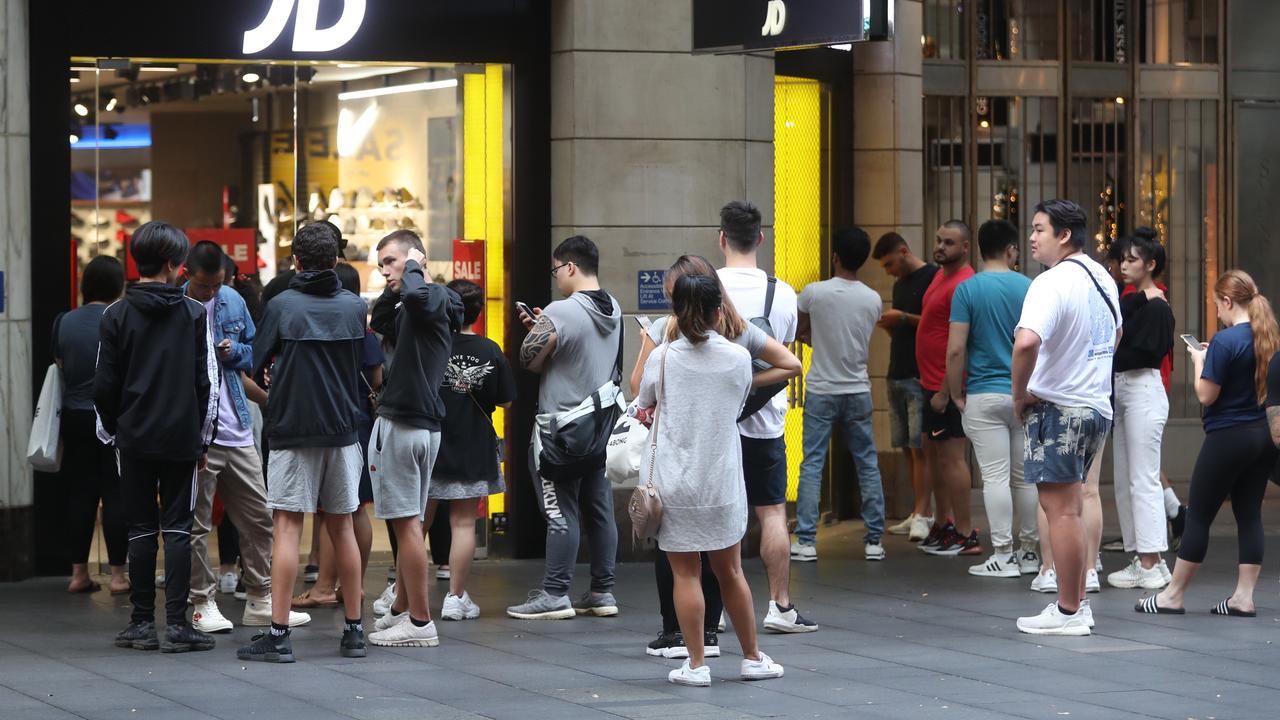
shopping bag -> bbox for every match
[27,364,63,472]
[605,408,648,486]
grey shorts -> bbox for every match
[1023,402,1111,484]
[886,378,925,449]
[266,444,362,514]
[368,416,441,520]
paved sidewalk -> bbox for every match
[3,504,1280,720]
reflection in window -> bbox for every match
[1070,1,1131,62]
[1066,98,1127,257]
[975,97,1059,268]
[923,0,965,60]
[1143,0,1219,64]
[924,95,967,233]
[1139,99,1217,418]
[975,0,1059,61]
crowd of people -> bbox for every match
[49,196,1280,685]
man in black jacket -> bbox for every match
[95,221,219,654]
[238,223,370,663]
[366,229,463,647]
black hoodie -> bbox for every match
[253,269,368,448]
[94,282,217,462]
[370,259,464,431]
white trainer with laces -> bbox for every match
[1158,558,1172,584]
[668,660,711,687]
[440,592,481,621]
[1017,549,1041,575]
[373,583,396,617]
[218,572,238,594]
[864,543,886,562]
[1030,568,1058,593]
[243,595,311,627]
[1107,557,1168,590]
[1080,600,1095,628]
[763,601,818,633]
[740,651,784,680]
[908,515,933,542]
[1086,569,1101,593]
[369,618,440,647]
[717,612,726,632]
[1016,602,1091,636]
[192,598,234,633]
[886,514,917,536]
[375,610,408,631]
[969,552,1020,578]
[789,542,817,562]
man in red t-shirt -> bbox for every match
[916,221,978,556]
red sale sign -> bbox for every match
[186,228,258,275]
[452,239,485,333]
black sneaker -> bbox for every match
[303,564,320,584]
[161,624,215,653]
[341,626,367,658]
[703,631,721,658]
[238,631,295,663]
[645,631,682,657]
[234,577,246,602]
[114,621,159,651]
[1169,506,1186,551]
[917,522,951,553]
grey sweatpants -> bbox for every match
[529,437,617,597]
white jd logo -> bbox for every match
[243,0,367,54]
[761,0,787,37]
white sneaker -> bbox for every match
[1016,602,1091,636]
[218,572,238,594]
[374,610,409,631]
[969,552,1020,578]
[908,515,933,542]
[243,595,311,627]
[1030,568,1058,593]
[192,599,234,633]
[789,542,817,562]
[1017,549,1041,575]
[373,583,396,617]
[435,566,451,581]
[717,612,726,632]
[763,601,818,633]
[369,619,440,647]
[668,660,711,687]
[886,514,917,535]
[740,651,784,680]
[440,592,481,621]
[1086,569,1101,593]
[1158,558,1172,584]
[1080,599,1095,628]
[1095,555,1104,573]
[154,574,166,588]
[864,543,886,561]
[1107,557,1168,590]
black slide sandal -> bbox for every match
[1210,599,1256,617]
[1134,595,1185,614]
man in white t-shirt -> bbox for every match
[795,228,885,562]
[1012,200,1120,637]
[716,200,816,634]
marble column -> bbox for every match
[0,0,34,580]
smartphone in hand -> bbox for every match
[634,315,651,330]
[515,301,535,318]
[1180,333,1201,351]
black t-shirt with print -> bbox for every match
[435,333,516,482]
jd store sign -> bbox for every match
[693,0,891,54]
[243,0,367,53]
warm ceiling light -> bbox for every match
[105,96,118,112]
[1115,96,1126,105]
[979,119,990,128]
[242,71,261,83]
[140,65,179,72]
[70,72,81,83]
[74,102,90,117]
[337,78,457,101]
[69,130,81,144]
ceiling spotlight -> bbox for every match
[1115,96,1126,105]
[979,119,990,129]
[241,66,263,84]
[101,91,118,112]
[70,124,82,144]
[74,101,90,117]
[70,71,81,83]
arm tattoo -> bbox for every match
[520,315,555,368]
[1267,406,1280,447]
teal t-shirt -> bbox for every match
[950,270,1032,395]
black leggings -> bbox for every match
[217,515,240,567]
[1178,420,1278,566]
[386,503,451,566]
[655,548,722,635]
[61,410,128,567]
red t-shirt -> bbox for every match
[1121,281,1173,393]
[915,266,975,392]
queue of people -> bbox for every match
[49,195,1280,685]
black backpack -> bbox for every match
[738,276,789,422]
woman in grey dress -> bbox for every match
[637,274,785,686]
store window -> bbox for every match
[923,0,966,60]
[1066,97,1127,257]
[924,95,969,233]
[1070,1,1132,62]
[925,1,1059,61]
[1142,0,1219,64]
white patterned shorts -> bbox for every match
[1023,402,1110,484]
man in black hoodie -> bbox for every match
[239,223,370,663]
[366,229,463,648]
[95,221,218,654]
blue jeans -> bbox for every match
[796,392,885,546]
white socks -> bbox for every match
[1163,487,1181,518]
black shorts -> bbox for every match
[922,390,965,441]
[741,435,787,506]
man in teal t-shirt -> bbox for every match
[942,220,1038,580]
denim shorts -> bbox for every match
[1023,402,1110,484]
[886,378,925,449]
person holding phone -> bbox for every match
[1136,270,1280,617]
[1105,229,1175,590]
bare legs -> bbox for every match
[670,544,764,669]
[906,447,931,518]
[754,504,791,607]
[388,516,432,621]
[937,437,972,535]
[1037,483,1085,614]
[270,511,305,625]
[922,436,953,527]
[425,499,479,598]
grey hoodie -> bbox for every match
[537,290,622,414]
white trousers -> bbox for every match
[961,393,1038,553]
[1113,369,1169,554]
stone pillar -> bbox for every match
[0,0,34,580]
[853,0,924,519]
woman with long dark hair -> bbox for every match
[1136,269,1280,616]
[637,273,784,686]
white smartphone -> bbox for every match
[634,315,651,330]
[1180,333,1201,351]
[515,301,535,318]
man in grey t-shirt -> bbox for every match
[795,228,886,561]
[508,236,623,620]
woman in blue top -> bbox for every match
[1136,270,1279,617]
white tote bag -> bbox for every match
[27,364,64,472]
[605,404,649,487]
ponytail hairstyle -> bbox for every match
[663,254,746,343]
[1126,226,1167,279]
[1215,269,1280,404]
[672,274,722,345]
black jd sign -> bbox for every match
[692,0,890,54]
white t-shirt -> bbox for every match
[797,277,882,395]
[717,267,798,439]
[203,297,255,448]
[1015,254,1121,419]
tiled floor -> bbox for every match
[3,497,1280,720]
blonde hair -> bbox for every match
[1216,269,1280,405]
[662,255,746,343]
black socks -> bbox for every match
[410,616,431,627]
[344,617,363,632]
[1057,603,1077,616]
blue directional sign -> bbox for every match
[638,270,669,311]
